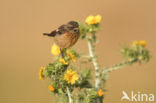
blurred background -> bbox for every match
[0,0,156,103]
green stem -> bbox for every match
[103,60,136,74]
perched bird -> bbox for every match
[43,21,80,49]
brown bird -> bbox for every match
[43,21,80,49]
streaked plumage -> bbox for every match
[43,21,80,49]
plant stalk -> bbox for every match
[103,60,136,74]
[87,38,102,103]
[67,87,73,103]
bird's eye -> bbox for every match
[73,29,79,34]
[74,29,78,32]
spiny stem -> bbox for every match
[67,87,73,103]
[87,37,102,103]
[103,60,136,74]
[87,38,101,89]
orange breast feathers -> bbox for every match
[53,32,80,49]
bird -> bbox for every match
[43,21,80,49]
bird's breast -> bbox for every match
[54,32,80,49]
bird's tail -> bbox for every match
[43,31,56,37]
[43,33,50,36]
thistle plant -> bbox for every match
[39,15,151,103]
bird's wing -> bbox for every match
[47,22,76,37]
[57,24,69,35]
[43,22,73,37]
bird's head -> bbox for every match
[68,21,80,34]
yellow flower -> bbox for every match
[59,58,68,65]
[95,15,102,23]
[98,89,104,96]
[85,15,102,25]
[139,40,146,47]
[131,41,139,47]
[39,67,45,80]
[85,16,95,25]
[131,40,147,47]
[48,85,54,92]
[64,69,79,84]
[51,43,60,56]
[66,49,76,62]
